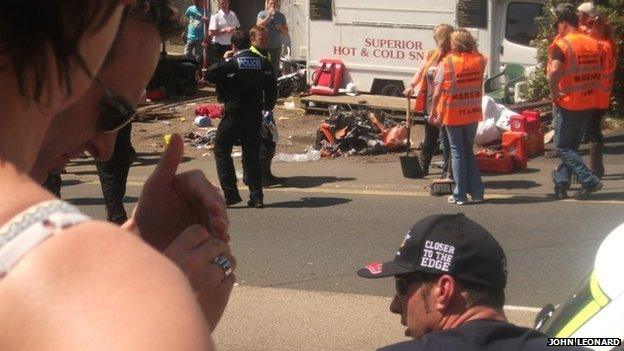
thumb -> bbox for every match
[172,224,212,250]
[149,133,184,185]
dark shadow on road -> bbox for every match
[272,176,356,188]
[480,168,540,177]
[69,169,99,176]
[483,180,541,190]
[480,196,556,205]
[603,134,624,155]
[578,192,624,201]
[67,152,193,172]
[485,191,624,205]
[601,173,624,181]
[228,197,352,209]
[67,158,95,166]
[66,196,139,206]
[132,155,193,167]
[60,179,83,187]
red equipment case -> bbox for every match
[502,130,544,158]
[476,151,514,174]
[311,59,345,96]
[510,110,540,133]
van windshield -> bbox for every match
[506,2,543,46]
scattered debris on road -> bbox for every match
[314,106,407,157]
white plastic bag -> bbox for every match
[475,96,503,145]
[475,117,501,146]
[496,108,517,132]
[274,146,321,162]
[482,96,504,121]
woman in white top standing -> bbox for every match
[0,1,216,349]
[209,0,240,60]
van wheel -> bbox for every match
[371,79,405,96]
[380,84,402,96]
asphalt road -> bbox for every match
[63,181,623,308]
[58,129,624,350]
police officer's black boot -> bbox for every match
[43,173,62,198]
[247,197,264,208]
[419,151,433,177]
[589,142,604,179]
[261,157,287,187]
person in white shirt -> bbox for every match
[208,0,240,60]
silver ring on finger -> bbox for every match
[213,255,232,278]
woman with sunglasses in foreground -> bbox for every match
[0,1,216,349]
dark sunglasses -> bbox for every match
[395,274,433,297]
[94,78,137,134]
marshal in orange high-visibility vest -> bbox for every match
[552,32,603,111]
[413,48,441,113]
[437,51,486,126]
[596,38,616,109]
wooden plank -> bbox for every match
[301,94,408,111]
[301,94,428,125]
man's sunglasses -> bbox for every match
[395,274,433,297]
[94,78,137,134]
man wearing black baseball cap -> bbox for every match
[358,214,587,350]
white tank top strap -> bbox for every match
[0,199,90,279]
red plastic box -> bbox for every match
[476,151,514,173]
[510,110,540,133]
[502,130,544,158]
[526,130,544,155]
[311,59,345,96]
[502,131,529,158]
[513,157,529,171]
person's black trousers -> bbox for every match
[96,123,133,224]
[214,113,263,202]
[43,173,62,198]
[419,122,441,175]
[587,109,605,144]
[259,137,276,161]
[214,43,230,61]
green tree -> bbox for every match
[526,0,623,116]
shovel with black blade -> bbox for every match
[400,96,424,178]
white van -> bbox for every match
[296,0,544,95]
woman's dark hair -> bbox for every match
[101,0,185,70]
[0,1,122,103]
[232,30,251,50]
[130,0,184,41]
[557,8,579,28]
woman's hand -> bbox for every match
[403,86,414,97]
[428,113,443,127]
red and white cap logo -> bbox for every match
[365,261,383,275]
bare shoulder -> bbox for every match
[0,221,214,350]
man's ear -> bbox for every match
[433,275,456,312]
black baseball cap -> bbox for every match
[554,2,576,15]
[556,4,579,26]
[357,213,508,290]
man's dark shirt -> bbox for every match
[377,320,589,351]
[205,49,277,116]
[551,46,565,63]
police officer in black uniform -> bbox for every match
[95,123,136,224]
[206,30,277,208]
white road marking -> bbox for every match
[76,179,624,204]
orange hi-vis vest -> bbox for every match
[596,38,616,109]
[553,32,603,111]
[413,49,441,112]
[438,52,486,126]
